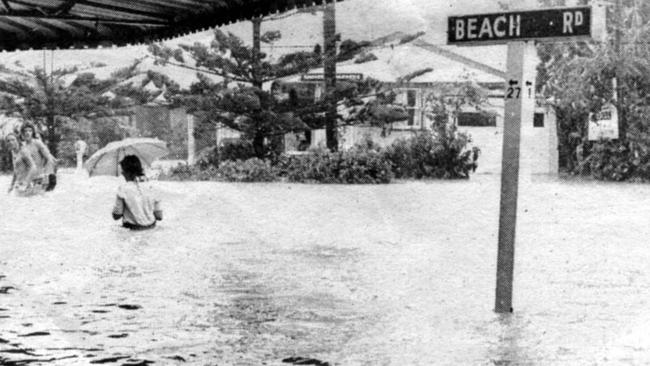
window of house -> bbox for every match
[533,113,545,128]
[406,90,417,126]
[457,112,497,127]
[393,89,422,128]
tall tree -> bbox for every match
[149,29,323,158]
[149,8,409,158]
[0,68,117,156]
[0,58,156,157]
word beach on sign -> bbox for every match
[454,14,523,41]
[448,7,599,45]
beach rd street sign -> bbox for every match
[448,7,598,45]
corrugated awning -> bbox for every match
[0,0,338,51]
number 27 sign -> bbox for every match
[505,79,533,99]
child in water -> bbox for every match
[112,155,163,230]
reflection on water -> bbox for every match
[2,171,650,364]
[488,313,532,366]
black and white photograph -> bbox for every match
[1,0,647,365]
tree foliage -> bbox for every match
[537,0,650,179]
[0,62,149,157]
[0,68,113,156]
[149,26,400,159]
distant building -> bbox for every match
[273,40,558,175]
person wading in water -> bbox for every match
[5,133,37,196]
[20,123,56,192]
[112,155,163,230]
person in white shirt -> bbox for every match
[112,155,163,230]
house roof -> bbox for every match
[0,0,338,52]
[279,41,505,86]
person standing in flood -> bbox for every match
[112,155,163,230]
[74,138,87,173]
[5,133,37,195]
[20,123,56,191]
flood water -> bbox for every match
[2,171,650,365]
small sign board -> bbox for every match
[448,7,594,45]
[588,104,619,141]
[301,73,363,82]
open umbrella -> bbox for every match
[84,138,169,177]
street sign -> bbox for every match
[445,6,605,314]
[301,73,363,82]
[448,7,597,45]
[588,104,619,141]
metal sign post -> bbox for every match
[495,41,537,313]
[447,5,604,313]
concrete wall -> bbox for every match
[458,105,558,175]
[339,126,420,150]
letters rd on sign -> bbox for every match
[448,7,592,45]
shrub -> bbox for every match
[196,140,256,169]
[587,141,635,181]
[160,164,219,181]
[219,140,257,162]
[338,148,394,184]
[216,158,277,182]
[382,128,480,179]
[277,147,393,184]
[162,158,277,182]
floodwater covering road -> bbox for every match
[1,170,650,365]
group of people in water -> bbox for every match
[5,123,56,196]
[5,124,163,230]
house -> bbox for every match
[275,39,558,175]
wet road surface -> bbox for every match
[2,172,650,365]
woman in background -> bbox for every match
[5,133,37,196]
[20,123,56,191]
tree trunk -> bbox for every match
[323,2,337,151]
[614,0,625,139]
[252,17,263,89]
[46,115,58,157]
[253,132,265,159]
[250,17,265,158]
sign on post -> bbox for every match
[301,73,363,82]
[588,103,619,141]
[447,5,604,313]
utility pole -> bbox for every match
[614,0,624,138]
[251,17,265,157]
[323,1,337,151]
